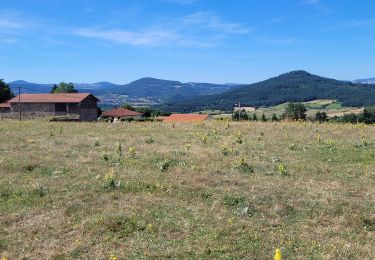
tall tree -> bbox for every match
[284,102,307,121]
[51,82,78,93]
[0,79,14,103]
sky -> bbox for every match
[0,0,374,84]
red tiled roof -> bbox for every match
[164,114,210,122]
[102,108,142,117]
[0,102,11,108]
[8,93,97,103]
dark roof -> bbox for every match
[164,114,210,122]
[8,93,98,103]
[102,108,142,117]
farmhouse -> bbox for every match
[164,114,211,123]
[4,93,99,121]
[102,108,143,122]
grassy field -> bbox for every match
[1,120,375,259]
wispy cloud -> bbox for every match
[74,27,178,46]
[256,36,307,44]
[181,12,251,34]
[73,12,251,48]
[303,0,321,5]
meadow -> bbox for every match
[0,120,374,259]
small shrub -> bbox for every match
[117,142,123,156]
[103,153,109,161]
[94,140,100,147]
[185,143,192,151]
[156,159,170,172]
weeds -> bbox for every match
[156,159,170,172]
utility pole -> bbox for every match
[18,87,21,121]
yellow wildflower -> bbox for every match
[75,239,81,246]
[274,248,282,260]
[110,255,117,260]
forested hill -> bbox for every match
[161,70,375,112]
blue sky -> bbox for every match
[0,0,374,84]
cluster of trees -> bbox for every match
[0,79,14,103]
[122,104,171,118]
[50,82,78,93]
[331,108,375,124]
[232,110,279,122]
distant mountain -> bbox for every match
[8,78,240,105]
[161,71,375,112]
[354,78,375,84]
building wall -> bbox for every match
[6,95,98,121]
[80,96,98,121]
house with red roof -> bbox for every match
[163,114,211,123]
[102,108,143,122]
[3,93,99,121]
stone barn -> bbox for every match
[6,93,99,121]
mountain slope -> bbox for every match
[108,77,240,102]
[161,71,375,112]
[8,78,240,103]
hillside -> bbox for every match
[1,120,374,258]
[161,71,375,112]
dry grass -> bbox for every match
[0,120,375,259]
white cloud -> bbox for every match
[181,12,251,34]
[73,12,251,48]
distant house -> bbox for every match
[164,114,211,123]
[102,108,143,122]
[234,106,256,112]
[5,93,99,121]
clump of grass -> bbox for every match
[223,194,246,207]
[221,144,233,156]
[257,132,265,141]
[156,159,170,172]
[103,153,109,161]
[200,134,209,144]
[232,157,254,174]
[278,164,288,176]
[94,140,100,147]
[185,143,191,151]
[23,163,39,173]
[117,142,123,156]
[128,147,136,159]
[33,181,47,197]
[288,143,296,150]
[233,131,243,144]
[363,215,375,232]
[145,137,154,144]
[88,215,145,240]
